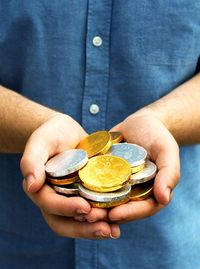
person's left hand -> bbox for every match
[108,113,180,223]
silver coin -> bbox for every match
[107,143,147,167]
[45,149,88,177]
[53,183,79,195]
[78,184,131,202]
[129,160,157,185]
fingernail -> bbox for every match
[164,187,172,204]
[110,234,120,239]
[74,215,86,222]
[26,174,36,192]
[76,209,89,215]
[95,231,108,238]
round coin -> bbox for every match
[107,143,147,167]
[89,197,130,208]
[81,182,126,193]
[78,184,131,202]
[129,160,157,185]
[45,149,88,177]
[79,155,131,192]
[131,163,145,174]
[52,183,79,195]
[110,131,123,144]
[129,180,154,201]
[46,172,80,185]
[76,131,112,157]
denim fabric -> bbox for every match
[0,1,200,268]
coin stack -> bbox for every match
[45,131,157,208]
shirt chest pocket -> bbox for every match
[139,1,200,65]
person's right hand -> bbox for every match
[20,114,120,239]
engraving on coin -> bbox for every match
[45,149,88,177]
[107,143,147,167]
[77,131,112,157]
[79,184,131,202]
[129,160,157,185]
[79,155,131,192]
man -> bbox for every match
[0,1,200,268]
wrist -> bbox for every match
[127,103,170,129]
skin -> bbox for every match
[1,73,200,238]
[21,114,119,239]
[108,114,179,222]
[108,73,200,223]
[0,86,119,239]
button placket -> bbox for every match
[81,0,112,131]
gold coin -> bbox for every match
[131,163,145,173]
[79,155,131,192]
[129,180,154,201]
[46,172,79,185]
[89,197,130,208]
[76,131,112,158]
[81,181,126,193]
[110,131,123,144]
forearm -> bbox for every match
[135,73,200,145]
[0,85,58,153]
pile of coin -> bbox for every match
[45,131,157,208]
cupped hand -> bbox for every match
[21,114,120,239]
[108,113,180,223]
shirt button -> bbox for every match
[92,36,103,47]
[89,104,100,115]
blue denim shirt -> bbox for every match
[0,1,200,268]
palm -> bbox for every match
[108,114,180,222]
[21,114,120,239]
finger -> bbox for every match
[20,128,58,193]
[84,208,108,223]
[108,198,163,223]
[110,223,121,239]
[153,142,180,205]
[23,180,91,216]
[42,212,120,239]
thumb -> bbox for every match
[20,130,51,193]
[20,114,88,193]
[153,143,180,205]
